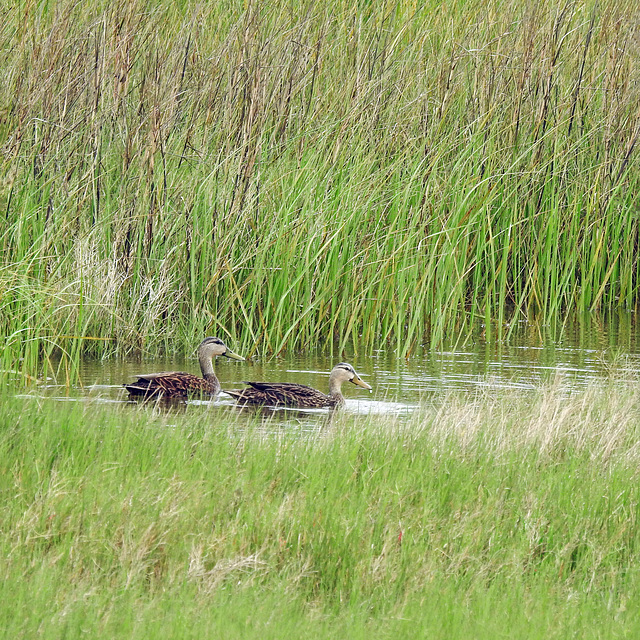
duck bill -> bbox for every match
[224,349,245,361]
[352,376,372,391]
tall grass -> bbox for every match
[2,0,640,375]
[1,383,640,637]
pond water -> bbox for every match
[17,314,640,427]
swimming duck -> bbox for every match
[123,336,244,399]
[225,362,372,408]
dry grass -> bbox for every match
[415,378,640,464]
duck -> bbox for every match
[225,362,372,408]
[123,336,244,399]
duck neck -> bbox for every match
[199,354,220,391]
[199,353,217,379]
[328,375,345,404]
[196,350,221,395]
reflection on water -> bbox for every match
[14,314,640,428]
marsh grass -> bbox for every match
[2,0,640,377]
[1,382,640,637]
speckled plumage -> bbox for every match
[123,337,244,400]
[225,363,372,408]
[123,371,219,398]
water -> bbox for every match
[14,315,640,426]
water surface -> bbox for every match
[19,315,640,427]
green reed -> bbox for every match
[1,382,640,637]
[2,0,640,375]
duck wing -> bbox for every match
[124,371,210,398]
[226,382,333,408]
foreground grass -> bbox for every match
[2,0,640,377]
[2,382,640,638]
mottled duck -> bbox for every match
[123,337,244,399]
[225,362,372,408]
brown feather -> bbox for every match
[226,382,339,408]
[124,372,217,399]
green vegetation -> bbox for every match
[2,0,640,378]
[1,383,640,638]
[3,2,640,635]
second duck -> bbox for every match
[225,362,372,408]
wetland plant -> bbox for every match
[1,0,639,378]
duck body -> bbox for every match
[124,371,219,398]
[123,337,244,400]
[226,363,372,408]
[227,381,340,408]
